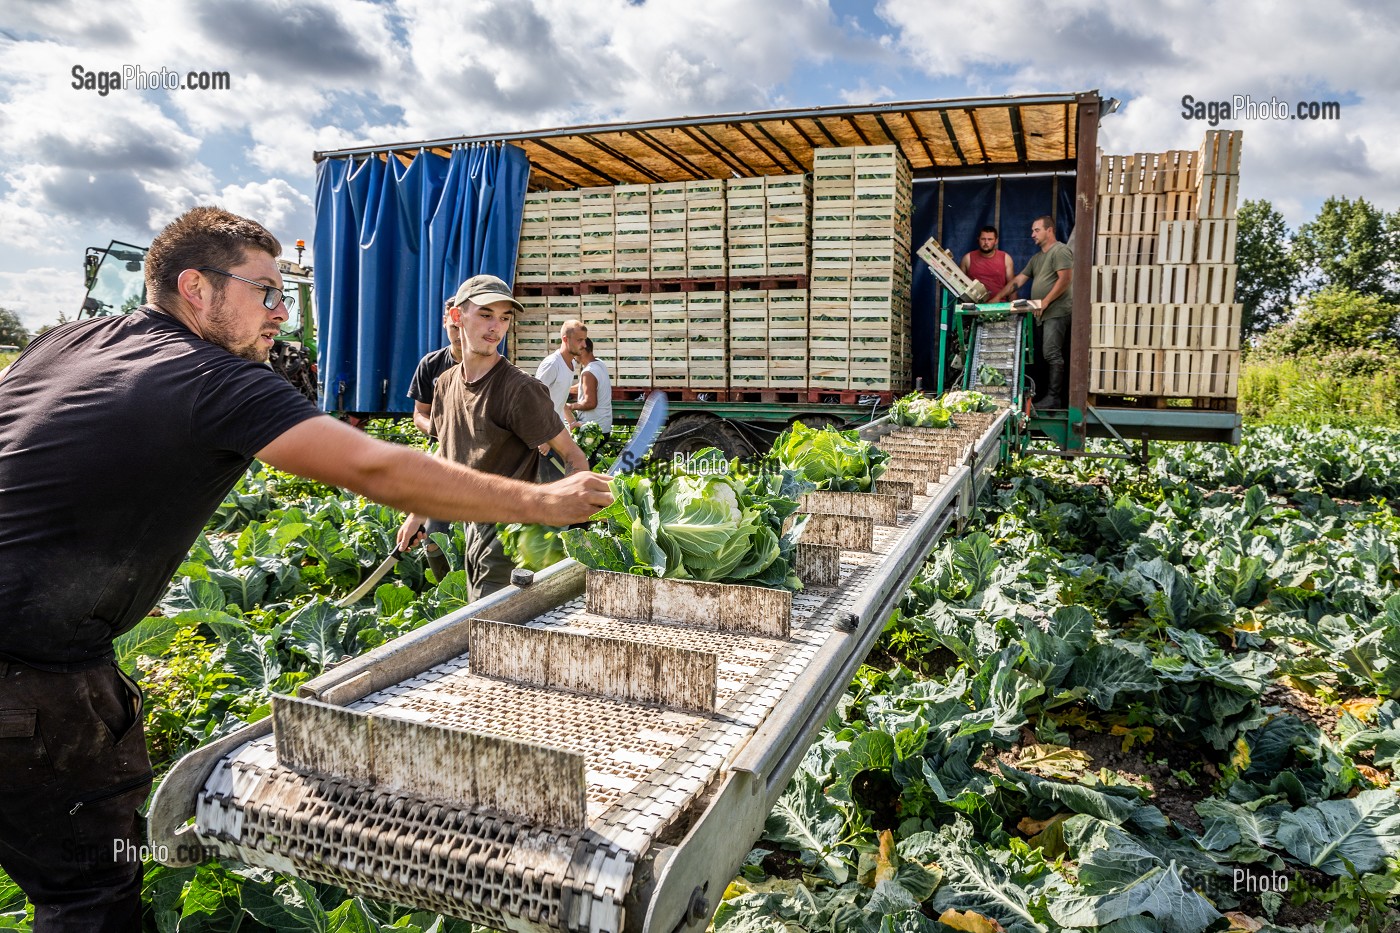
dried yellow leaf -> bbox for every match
[937,908,1006,932]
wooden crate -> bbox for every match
[614,245,650,280]
[686,292,726,339]
[1162,349,1201,396]
[1156,220,1197,264]
[1196,219,1237,264]
[1095,234,1155,266]
[1159,304,1195,350]
[1091,266,1159,304]
[1123,303,1162,348]
[1192,303,1242,351]
[1090,303,1127,349]
[1157,264,1197,304]
[1199,130,1243,175]
[1124,347,1164,395]
[1097,195,1134,234]
[1160,150,1198,191]
[580,293,616,329]
[1197,173,1239,219]
[1199,350,1239,397]
[1098,154,1133,195]
[1162,190,1196,222]
[685,179,724,200]
[1195,264,1238,304]
[1090,348,1127,394]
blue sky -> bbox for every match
[1,0,1395,332]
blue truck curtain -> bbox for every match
[910,173,1076,390]
[313,142,530,413]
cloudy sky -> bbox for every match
[1,0,1395,332]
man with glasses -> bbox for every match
[0,206,611,931]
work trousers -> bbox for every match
[0,660,151,932]
[1040,314,1071,366]
[463,521,513,602]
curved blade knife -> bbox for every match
[609,390,668,476]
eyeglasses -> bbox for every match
[199,268,286,311]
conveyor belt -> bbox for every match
[967,313,1027,402]
[149,410,1011,933]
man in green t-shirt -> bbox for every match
[994,215,1073,408]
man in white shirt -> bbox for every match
[535,319,586,429]
[535,319,586,480]
[565,337,613,434]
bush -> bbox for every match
[1240,354,1400,427]
[1256,285,1400,358]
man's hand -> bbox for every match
[534,472,614,524]
[396,514,426,552]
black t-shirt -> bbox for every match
[407,346,457,405]
[0,308,321,668]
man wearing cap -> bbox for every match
[396,274,588,600]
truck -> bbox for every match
[79,239,321,401]
[308,89,1242,457]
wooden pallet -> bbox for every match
[1156,221,1196,264]
[1195,264,1238,304]
[1156,265,1197,304]
[1199,130,1243,175]
[1197,173,1239,219]
[1196,219,1237,264]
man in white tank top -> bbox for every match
[566,337,613,433]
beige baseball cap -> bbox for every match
[453,274,523,313]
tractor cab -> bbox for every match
[81,241,148,318]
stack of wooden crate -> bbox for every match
[517,193,551,283]
[579,188,615,279]
[809,146,913,392]
[614,185,650,279]
[685,180,726,278]
[724,175,810,277]
[615,292,651,387]
[649,183,687,280]
[509,294,550,371]
[547,192,581,282]
[1090,130,1242,402]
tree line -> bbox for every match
[1237,195,1400,339]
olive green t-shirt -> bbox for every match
[1020,241,1074,320]
[430,357,562,483]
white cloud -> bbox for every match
[217,178,315,253]
[875,0,1400,225]
[0,266,82,333]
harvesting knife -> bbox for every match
[609,390,668,476]
[338,535,417,608]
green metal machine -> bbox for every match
[80,240,319,401]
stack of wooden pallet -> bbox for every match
[808,146,913,392]
[1090,130,1242,403]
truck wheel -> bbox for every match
[654,414,754,460]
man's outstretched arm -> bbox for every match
[257,416,611,526]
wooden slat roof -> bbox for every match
[316,92,1096,190]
